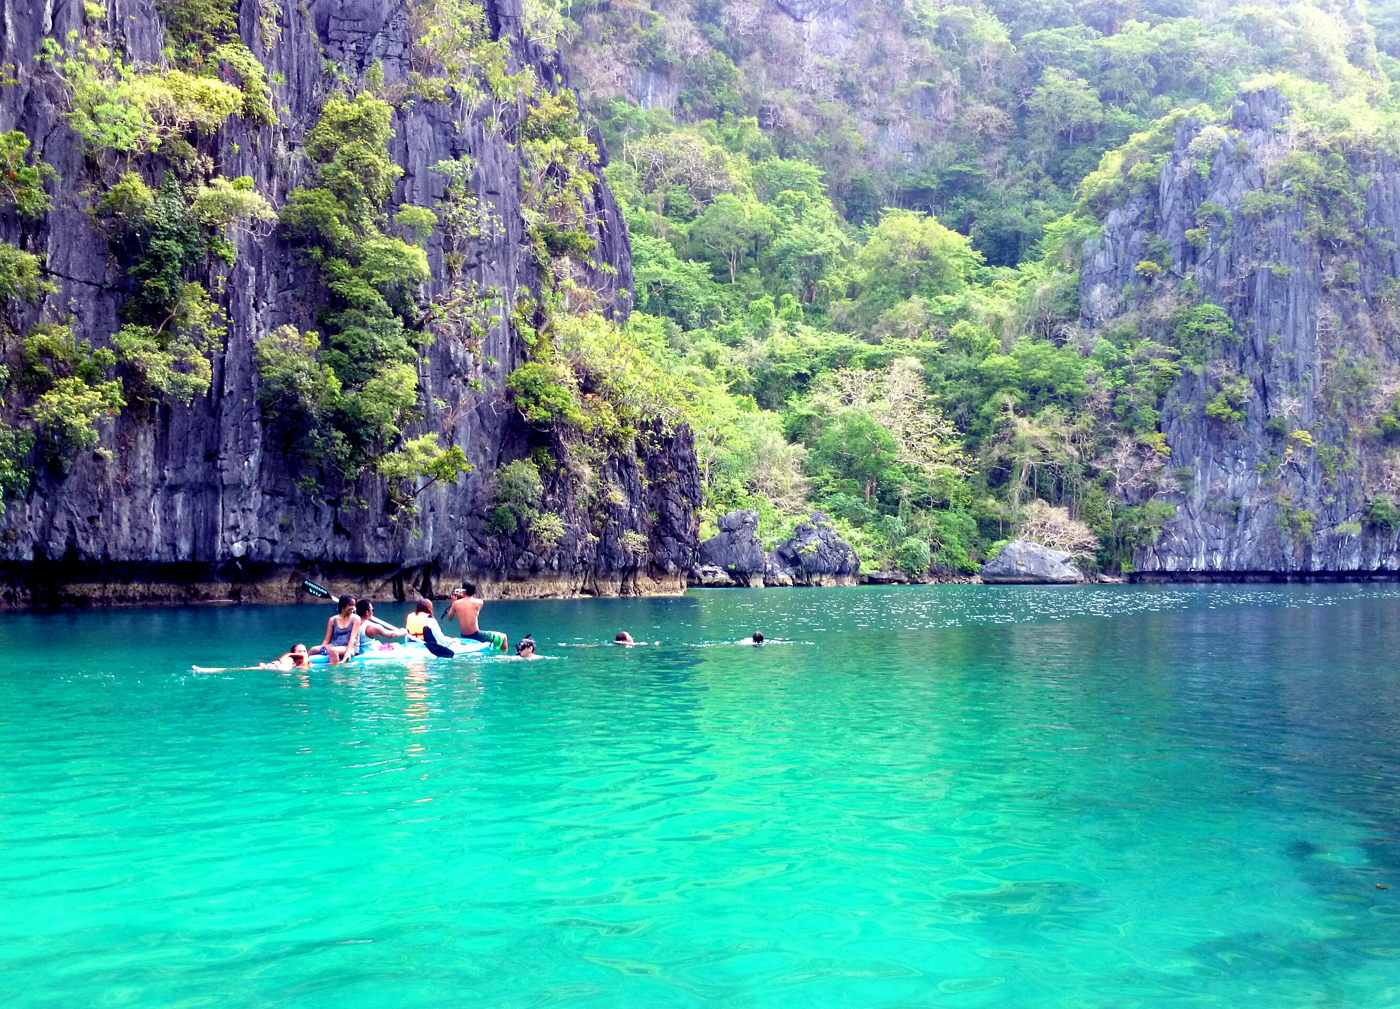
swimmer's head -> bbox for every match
[752,632,764,644]
[615,631,633,643]
[516,635,536,656]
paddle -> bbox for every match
[302,579,406,635]
[420,624,457,659]
[302,579,332,600]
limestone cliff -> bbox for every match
[1081,88,1400,577]
[0,0,700,604]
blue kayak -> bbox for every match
[307,635,499,664]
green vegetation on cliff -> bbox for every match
[2,0,275,499]
[4,0,1399,572]
[553,0,1400,573]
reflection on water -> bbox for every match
[0,584,1398,1008]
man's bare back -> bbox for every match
[446,584,485,639]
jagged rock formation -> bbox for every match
[696,509,766,587]
[979,540,1082,584]
[765,512,859,587]
[690,509,859,587]
[1082,87,1400,578]
[0,0,699,604]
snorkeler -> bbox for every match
[738,632,765,645]
[515,635,538,660]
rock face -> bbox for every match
[566,1,957,180]
[1081,87,1400,577]
[697,509,766,587]
[979,541,1083,584]
[0,0,699,604]
[766,513,860,587]
[689,564,735,588]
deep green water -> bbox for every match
[2,585,1399,1007]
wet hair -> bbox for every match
[463,581,477,596]
[337,594,354,612]
[415,599,434,616]
[516,635,536,655]
[752,632,764,644]
[291,643,307,664]
[615,631,633,643]
[355,599,372,617]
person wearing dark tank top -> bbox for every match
[310,595,362,664]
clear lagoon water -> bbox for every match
[2,584,1399,1007]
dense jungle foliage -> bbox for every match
[553,0,1400,573]
[3,0,1400,574]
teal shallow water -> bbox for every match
[2,585,1399,1007]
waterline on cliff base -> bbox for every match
[2,584,1399,1007]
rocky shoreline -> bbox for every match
[0,561,690,608]
[6,509,1399,607]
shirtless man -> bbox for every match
[446,582,493,645]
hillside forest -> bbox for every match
[561,0,1400,574]
[2,0,1400,581]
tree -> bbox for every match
[0,131,55,219]
[765,188,849,303]
[1028,69,1104,150]
[770,221,845,304]
[625,131,734,216]
[854,209,979,313]
[806,359,969,486]
[808,410,900,504]
[1017,499,1101,559]
[690,193,774,283]
[1099,20,1159,109]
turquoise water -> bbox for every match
[2,585,1399,1007]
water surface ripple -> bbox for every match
[2,585,1399,1007]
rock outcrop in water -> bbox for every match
[1081,88,1400,579]
[0,0,700,605]
[696,509,767,587]
[690,509,860,588]
[979,541,1083,584]
[765,513,860,587]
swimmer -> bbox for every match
[515,635,538,660]
[260,643,309,670]
[614,631,634,645]
[738,631,765,646]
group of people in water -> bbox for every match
[262,583,530,669]
[260,582,767,669]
